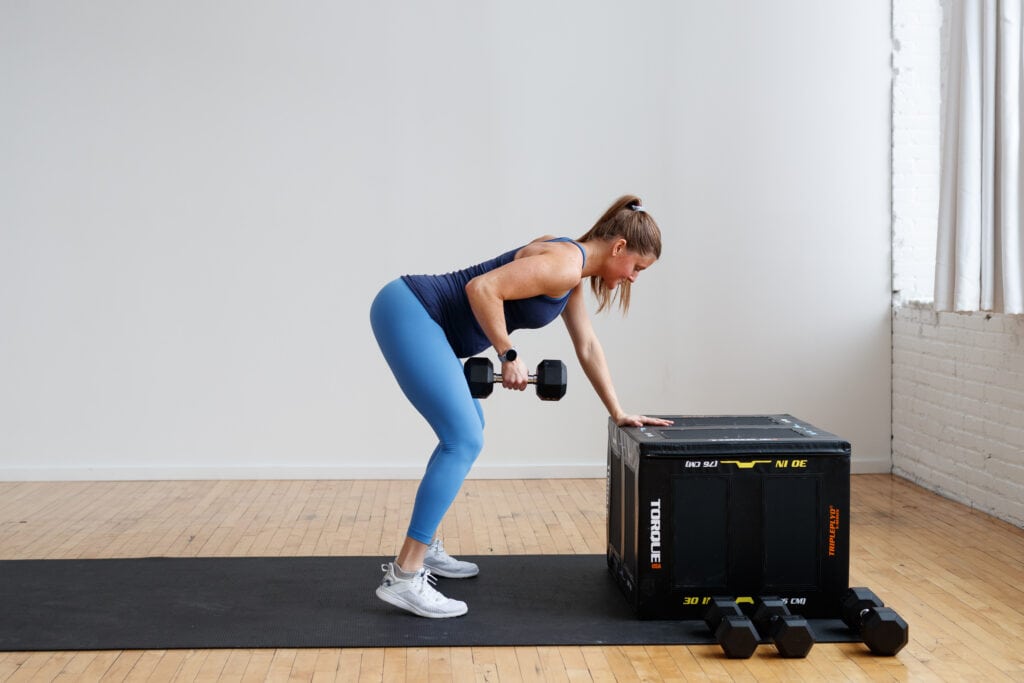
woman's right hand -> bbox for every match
[500,358,530,391]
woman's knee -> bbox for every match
[421,429,483,500]
[464,427,484,461]
[445,426,483,466]
[439,426,484,471]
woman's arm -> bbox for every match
[561,284,673,427]
[465,242,582,389]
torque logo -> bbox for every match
[650,499,662,568]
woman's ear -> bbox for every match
[611,237,628,256]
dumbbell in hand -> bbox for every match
[703,597,759,659]
[841,587,909,656]
[751,596,815,658]
[463,357,567,401]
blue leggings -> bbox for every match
[369,278,485,545]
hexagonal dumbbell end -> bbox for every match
[463,357,495,398]
[535,359,567,400]
[770,615,815,658]
[841,586,884,632]
[752,597,789,634]
[715,614,759,659]
[861,607,909,656]
[703,597,743,633]
[752,597,814,659]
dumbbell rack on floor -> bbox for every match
[701,588,909,659]
[703,596,813,659]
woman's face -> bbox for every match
[605,248,657,289]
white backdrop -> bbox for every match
[0,1,893,479]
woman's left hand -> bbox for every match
[615,414,674,427]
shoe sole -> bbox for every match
[375,586,468,619]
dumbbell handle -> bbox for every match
[491,372,542,384]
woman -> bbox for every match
[369,194,672,618]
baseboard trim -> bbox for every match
[851,457,892,474]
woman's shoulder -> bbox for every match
[517,236,579,260]
[512,237,585,282]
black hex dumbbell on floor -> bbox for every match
[751,596,815,658]
[842,587,909,656]
[463,357,567,400]
[703,597,759,659]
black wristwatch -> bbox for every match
[498,348,518,363]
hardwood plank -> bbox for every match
[240,649,276,682]
[469,646,498,683]
[144,650,189,682]
[4,652,57,683]
[313,648,343,682]
[382,648,407,682]
[286,649,319,682]
[490,647,521,683]
[512,646,544,683]
[405,647,429,683]
[193,649,232,683]
[447,647,476,682]
[264,648,297,681]
[72,651,124,683]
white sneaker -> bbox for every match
[375,562,468,618]
[423,539,480,578]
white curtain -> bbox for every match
[936,0,1024,313]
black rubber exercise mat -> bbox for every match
[0,554,857,651]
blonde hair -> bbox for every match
[577,194,662,313]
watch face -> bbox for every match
[503,349,517,362]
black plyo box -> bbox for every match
[606,415,851,620]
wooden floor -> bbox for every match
[0,474,1022,681]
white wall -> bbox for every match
[892,0,942,305]
[0,1,893,480]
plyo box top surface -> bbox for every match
[614,414,851,457]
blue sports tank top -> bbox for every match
[401,237,587,358]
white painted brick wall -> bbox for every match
[891,0,1023,529]
[892,0,942,305]
[892,304,1024,527]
